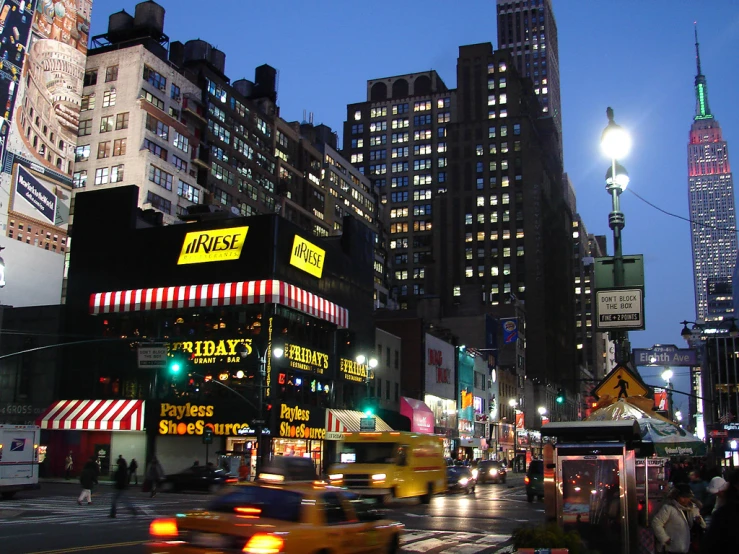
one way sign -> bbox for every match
[596,288,644,331]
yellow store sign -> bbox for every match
[340,358,368,383]
[289,235,325,278]
[177,226,249,265]
[283,343,329,374]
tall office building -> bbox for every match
[496,0,561,154]
[688,30,736,322]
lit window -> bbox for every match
[453,286,461,297]
[354,110,362,120]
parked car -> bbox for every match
[525,460,544,502]
[477,460,507,484]
[446,466,476,494]
[162,465,237,493]
[257,456,319,483]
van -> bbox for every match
[327,431,446,503]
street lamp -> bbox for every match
[537,407,547,458]
[661,369,674,421]
[601,107,632,365]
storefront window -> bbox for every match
[272,437,323,474]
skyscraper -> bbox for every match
[688,28,736,322]
[496,0,561,155]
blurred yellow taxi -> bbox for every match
[146,480,404,553]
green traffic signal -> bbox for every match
[169,361,182,373]
[556,388,565,404]
[363,408,374,417]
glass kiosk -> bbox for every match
[542,420,641,554]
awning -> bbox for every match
[400,397,435,434]
[325,409,393,440]
[89,279,349,328]
[36,400,146,431]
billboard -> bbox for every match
[424,334,455,400]
[1,0,92,243]
[11,163,70,228]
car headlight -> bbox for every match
[471,469,478,479]
[490,469,498,475]
[328,474,343,481]
[372,473,386,481]
[458,477,469,486]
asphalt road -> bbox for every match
[0,478,544,553]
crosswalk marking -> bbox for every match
[400,529,511,553]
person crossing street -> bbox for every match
[109,457,137,518]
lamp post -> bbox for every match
[509,398,519,471]
[601,107,632,364]
[661,368,674,422]
[356,354,378,421]
[537,406,547,458]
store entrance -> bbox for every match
[224,438,258,481]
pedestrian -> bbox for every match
[701,470,739,553]
[109,457,137,518]
[705,476,728,514]
[64,451,73,480]
[128,458,138,485]
[77,456,99,505]
[652,483,705,554]
[688,470,708,510]
[145,456,165,498]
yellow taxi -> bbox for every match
[146,480,404,553]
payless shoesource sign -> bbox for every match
[289,235,325,278]
[157,402,253,436]
[177,226,249,265]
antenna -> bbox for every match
[694,21,702,76]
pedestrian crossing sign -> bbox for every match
[593,365,648,399]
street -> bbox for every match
[0,477,544,553]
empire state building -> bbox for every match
[688,29,736,322]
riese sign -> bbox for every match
[289,235,325,278]
[278,403,326,440]
[339,358,367,383]
[282,342,329,374]
[177,226,249,265]
[169,338,253,365]
[157,402,253,436]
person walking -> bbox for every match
[109,457,137,518]
[145,457,165,498]
[701,470,739,553]
[128,458,138,485]
[652,484,705,554]
[705,476,728,515]
[688,470,708,511]
[77,456,99,505]
[64,451,73,480]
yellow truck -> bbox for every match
[327,431,446,503]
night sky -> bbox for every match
[87,0,739,403]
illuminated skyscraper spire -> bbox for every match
[694,23,712,120]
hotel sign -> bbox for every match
[282,343,329,374]
[339,358,368,383]
[289,235,325,278]
[177,226,249,265]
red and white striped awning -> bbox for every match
[36,400,146,431]
[89,279,349,328]
[325,409,393,440]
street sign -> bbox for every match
[137,344,167,369]
[593,365,649,399]
[359,417,376,432]
[596,288,645,330]
[633,345,698,367]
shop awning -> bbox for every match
[89,279,349,328]
[400,397,435,434]
[325,409,393,439]
[36,400,146,431]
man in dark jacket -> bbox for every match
[109,457,137,518]
[701,469,739,553]
[77,456,99,505]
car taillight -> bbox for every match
[243,533,284,553]
[524,476,530,484]
[150,518,178,538]
[225,478,238,483]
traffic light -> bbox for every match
[359,398,376,417]
[169,360,182,374]
[556,388,565,404]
